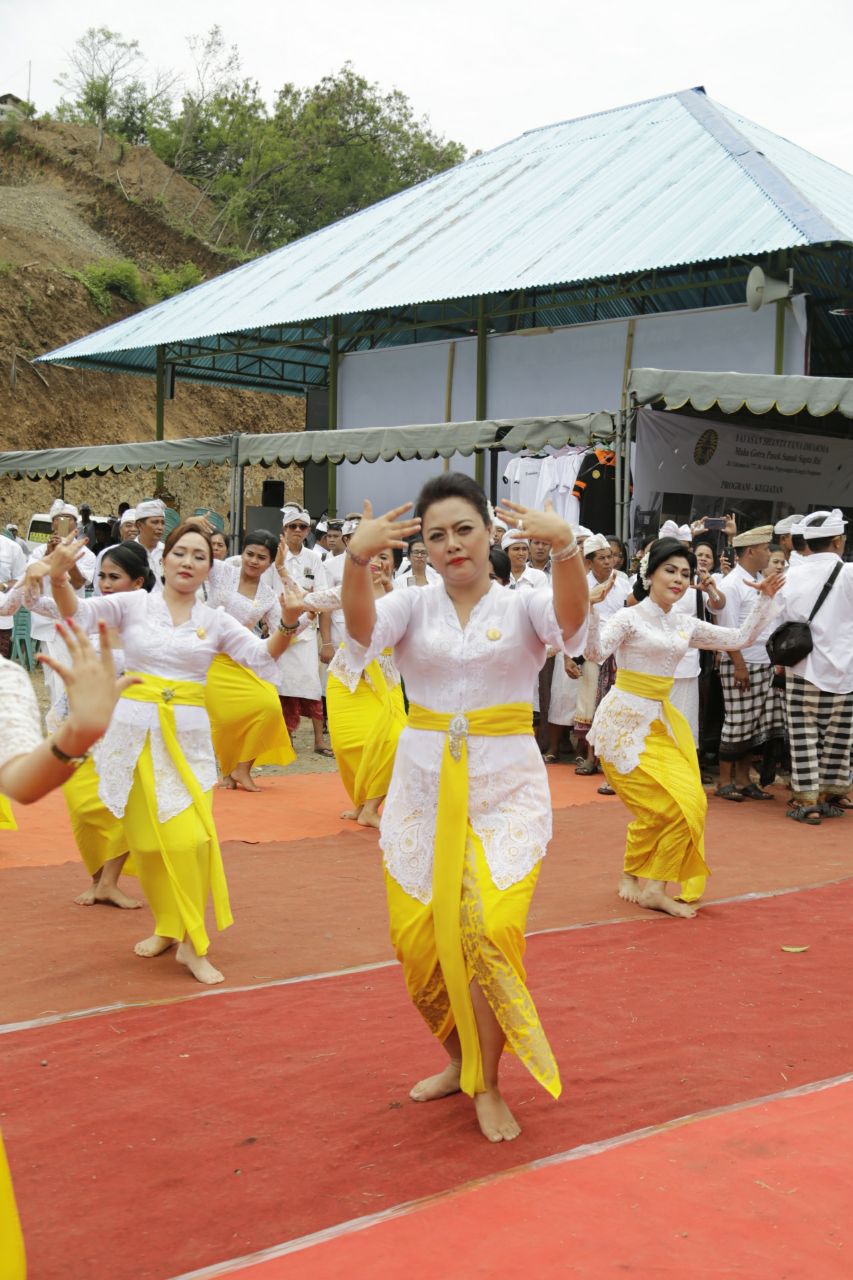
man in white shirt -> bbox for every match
[134,499,167,580]
[277,505,333,755]
[0,533,27,659]
[501,530,549,590]
[27,502,97,702]
[716,526,785,800]
[776,510,853,821]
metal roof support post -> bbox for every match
[624,399,636,547]
[475,297,488,488]
[155,344,166,489]
[613,411,624,542]
[228,433,243,552]
[774,301,785,374]
[327,317,339,516]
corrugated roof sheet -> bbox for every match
[38,87,853,375]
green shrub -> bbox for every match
[0,260,15,277]
[74,258,146,314]
[150,261,204,301]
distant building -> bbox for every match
[0,93,26,121]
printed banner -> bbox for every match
[633,409,853,514]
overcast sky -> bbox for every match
[2,0,852,172]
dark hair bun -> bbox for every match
[102,540,156,592]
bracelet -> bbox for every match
[278,620,300,635]
[344,544,371,567]
[550,540,580,563]
[50,739,89,768]
[320,641,335,649]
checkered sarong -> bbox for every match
[718,659,786,761]
[785,675,853,802]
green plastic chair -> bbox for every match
[10,607,37,671]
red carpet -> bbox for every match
[225,1079,853,1280]
[5,881,852,1280]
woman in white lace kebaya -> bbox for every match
[585,537,783,919]
[308,549,406,828]
[46,522,304,986]
[342,474,589,1144]
[205,529,295,791]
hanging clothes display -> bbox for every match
[571,448,619,533]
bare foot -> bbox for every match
[93,883,142,909]
[357,809,381,829]
[474,1088,521,1142]
[231,764,261,792]
[340,807,361,821]
[637,885,697,919]
[176,941,224,985]
[219,776,236,790]
[618,872,641,904]
[134,935,177,958]
[410,1061,462,1102]
[75,884,97,906]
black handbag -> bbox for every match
[765,563,842,666]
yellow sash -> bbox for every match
[615,669,706,901]
[406,700,533,1095]
[352,656,407,806]
[0,795,15,831]
[122,673,232,939]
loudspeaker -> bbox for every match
[261,479,285,508]
[746,266,792,312]
[304,463,328,517]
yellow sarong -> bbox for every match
[0,1133,25,1280]
[121,674,232,953]
[206,654,294,777]
[602,670,708,900]
[62,757,130,877]
[402,701,560,1099]
[326,654,406,806]
[0,795,16,831]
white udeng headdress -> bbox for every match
[582,533,611,557]
[119,508,137,526]
[658,519,692,543]
[281,507,310,527]
[135,499,166,521]
[795,509,847,540]
[501,529,529,551]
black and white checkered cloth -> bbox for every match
[718,659,786,761]
[785,674,853,802]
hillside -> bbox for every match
[0,118,304,527]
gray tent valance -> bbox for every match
[237,413,614,467]
[0,436,234,480]
[627,367,853,419]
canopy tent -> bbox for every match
[626,367,853,545]
[627,367,853,419]
[0,412,615,543]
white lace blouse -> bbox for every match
[303,586,401,693]
[0,656,43,770]
[68,592,281,823]
[351,580,588,904]
[585,594,779,774]
[206,561,282,632]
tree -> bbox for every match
[56,26,176,152]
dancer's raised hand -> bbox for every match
[494,499,574,550]
[589,571,617,604]
[279,578,307,625]
[745,571,786,599]
[26,534,88,588]
[39,620,139,752]
[346,500,421,559]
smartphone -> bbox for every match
[54,515,76,537]
[703,517,727,531]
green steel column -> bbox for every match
[327,317,339,516]
[774,300,785,374]
[475,296,487,488]
[155,345,165,488]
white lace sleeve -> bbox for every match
[519,588,589,656]
[0,658,43,767]
[688,595,779,651]
[302,587,342,613]
[26,592,62,621]
[347,587,416,666]
[584,607,635,662]
[0,583,27,616]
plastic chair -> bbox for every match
[10,607,37,671]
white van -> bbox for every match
[25,512,114,553]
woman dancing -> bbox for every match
[45,522,303,985]
[315,547,406,828]
[585,537,783,918]
[26,540,156,908]
[205,529,295,792]
[342,475,589,1143]
[1,620,134,1280]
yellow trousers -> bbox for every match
[123,740,231,954]
[206,654,294,777]
[62,757,130,878]
[386,829,561,1100]
[326,662,406,806]
[0,1134,25,1280]
[602,720,708,895]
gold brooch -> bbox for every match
[196,626,206,639]
[161,687,175,703]
[486,628,502,641]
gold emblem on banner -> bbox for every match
[694,429,719,466]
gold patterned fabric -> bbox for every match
[385,826,561,1100]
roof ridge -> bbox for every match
[675,89,847,244]
[512,86,705,143]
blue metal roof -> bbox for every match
[37,87,853,383]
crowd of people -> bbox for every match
[0,471,851,1264]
